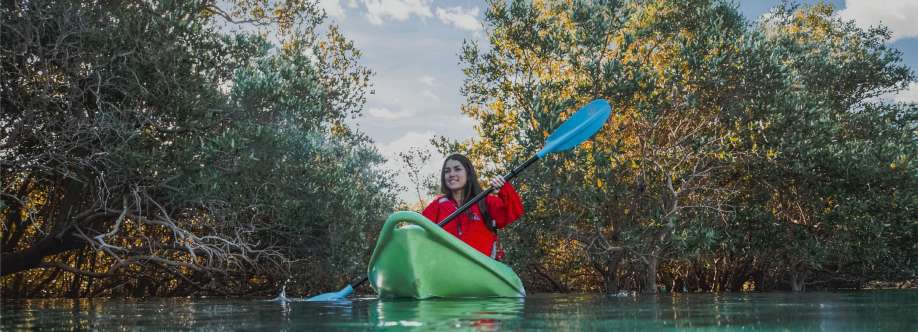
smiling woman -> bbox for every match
[421,154,524,260]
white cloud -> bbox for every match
[376,131,436,160]
[837,0,918,42]
[319,0,346,19]
[347,0,358,9]
[364,0,432,25]
[421,90,440,101]
[895,82,918,103]
[435,6,481,32]
[368,107,414,119]
[418,75,436,87]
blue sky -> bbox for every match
[318,0,918,201]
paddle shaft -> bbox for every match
[352,276,369,288]
[437,155,539,228]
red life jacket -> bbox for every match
[421,183,524,259]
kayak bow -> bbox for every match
[367,211,526,299]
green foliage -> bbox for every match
[456,0,917,293]
[1,0,397,297]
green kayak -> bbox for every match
[366,211,526,299]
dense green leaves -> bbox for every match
[455,0,917,293]
[1,0,397,297]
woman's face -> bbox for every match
[443,159,468,192]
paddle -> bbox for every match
[305,99,612,301]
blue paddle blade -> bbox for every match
[305,284,354,301]
[536,99,611,158]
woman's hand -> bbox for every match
[490,176,506,189]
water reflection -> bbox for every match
[372,298,525,331]
[2,291,917,330]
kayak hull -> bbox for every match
[367,211,526,299]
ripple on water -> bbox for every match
[1,290,917,331]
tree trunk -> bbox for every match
[86,250,99,295]
[68,251,87,298]
[751,270,765,291]
[790,271,806,292]
[1,174,33,251]
[1,230,87,276]
[603,253,623,293]
[644,255,658,294]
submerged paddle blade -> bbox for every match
[305,284,353,302]
[536,99,611,158]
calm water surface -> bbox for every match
[2,290,916,330]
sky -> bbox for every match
[317,0,918,202]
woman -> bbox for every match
[421,154,524,260]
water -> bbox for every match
[2,290,916,330]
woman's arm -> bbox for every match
[487,179,524,229]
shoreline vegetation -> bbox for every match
[2,0,916,299]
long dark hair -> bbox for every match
[440,153,496,233]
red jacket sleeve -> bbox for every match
[488,182,524,229]
[421,196,440,222]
